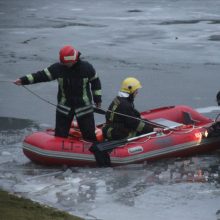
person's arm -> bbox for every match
[14,63,61,85]
[89,67,102,107]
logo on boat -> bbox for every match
[128,146,143,154]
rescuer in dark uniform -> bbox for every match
[14,45,102,142]
[102,77,154,141]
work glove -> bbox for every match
[14,79,22,85]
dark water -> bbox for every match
[0,0,220,219]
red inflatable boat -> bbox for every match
[23,105,220,167]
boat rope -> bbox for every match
[127,125,197,145]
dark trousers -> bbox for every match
[55,108,111,167]
[55,109,97,142]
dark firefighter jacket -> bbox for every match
[20,60,102,118]
[102,96,153,140]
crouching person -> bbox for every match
[102,77,154,141]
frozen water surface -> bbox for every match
[0,116,219,220]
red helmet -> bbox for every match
[59,45,79,64]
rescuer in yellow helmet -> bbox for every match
[102,77,154,141]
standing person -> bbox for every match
[14,45,102,142]
[102,77,154,141]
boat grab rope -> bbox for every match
[125,126,197,145]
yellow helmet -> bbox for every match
[120,77,142,94]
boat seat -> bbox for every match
[151,118,183,129]
[182,111,199,125]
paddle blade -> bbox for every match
[96,139,127,151]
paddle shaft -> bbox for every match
[96,126,178,152]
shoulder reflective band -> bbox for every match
[44,68,53,80]
[109,98,120,122]
[26,74,34,83]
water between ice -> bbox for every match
[0,107,219,220]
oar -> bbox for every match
[95,132,153,152]
[95,121,185,152]
[92,106,184,151]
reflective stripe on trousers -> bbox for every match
[56,104,71,115]
[75,105,93,118]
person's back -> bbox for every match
[102,77,153,141]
